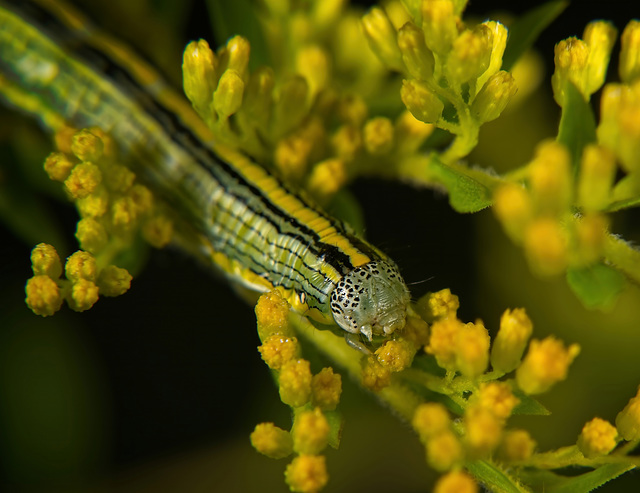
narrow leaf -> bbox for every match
[428,159,495,213]
[521,463,636,493]
[566,263,625,310]
[503,1,569,71]
[556,82,597,170]
[512,389,551,416]
[467,460,532,493]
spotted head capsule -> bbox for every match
[330,260,411,341]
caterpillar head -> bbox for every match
[330,261,410,341]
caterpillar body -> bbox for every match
[0,0,411,341]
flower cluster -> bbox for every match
[251,291,342,493]
[25,127,173,316]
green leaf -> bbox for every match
[520,463,636,493]
[428,159,495,213]
[566,263,626,310]
[206,0,270,69]
[502,1,569,71]
[466,460,532,493]
[512,389,551,416]
[323,410,343,449]
[556,82,597,170]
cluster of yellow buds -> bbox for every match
[251,291,342,493]
[25,127,174,316]
[362,0,517,161]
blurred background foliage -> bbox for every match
[0,0,639,491]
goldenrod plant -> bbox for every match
[1,1,639,492]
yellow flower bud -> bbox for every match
[250,422,293,459]
[475,382,520,420]
[577,144,616,211]
[426,317,464,371]
[363,116,394,155]
[401,315,430,348]
[142,214,173,249]
[275,134,313,183]
[516,336,580,395]
[361,7,403,70]
[572,213,608,266]
[225,36,250,81]
[68,278,99,312]
[426,430,464,471]
[77,186,109,218]
[416,288,459,322]
[434,470,478,493]
[128,184,153,214]
[307,158,348,203]
[476,21,509,94]
[337,94,368,126]
[397,21,435,80]
[471,70,517,123]
[552,37,589,105]
[183,39,217,115]
[498,429,536,462]
[311,367,342,411]
[259,334,299,370]
[292,408,330,455]
[491,308,533,374]
[492,183,532,242]
[25,275,63,317]
[362,355,391,391]
[44,152,75,182]
[243,66,274,128]
[529,140,572,216]
[284,455,328,493]
[65,250,97,282]
[464,405,504,456]
[64,162,102,199]
[213,69,244,118]
[97,265,132,297]
[31,243,62,278]
[577,417,618,458]
[619,20,640,83]
[279,359,313,408]
[255,290,292,340]
[375,339,415,372]
[395,110,434,154]
[75,217,108,254]
[455,320,490,379]
[524,217,569,277]
[103,164,135,193]
[296,45,330,97]
[71,129,104,162]
[421,0,458,55]
[448,25,493,85]
[401,79,444,124]
[616,386,640,441]
[412,403,451,443]
[331,124,362,162]
[111,196,138,233]
[583,21,618,95]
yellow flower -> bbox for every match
[25,275,63,317]
[492,183,533,242]
[523,217,569,277]
[306,158,348,203]
[182,39,218,115]
[401,315,430,348]
[615,386,640,441]
[475,382,520,420]
[292,408,330,455]
[426,430,464,472]
[30,243,62,278]
[421,0,458,55]
[572,213,608,266]
[97,266,132,297]
[497,429,536,462]
[284,455,328,493]
[412,402,451,443]
[425,316,464,371]
[417,288,459,321]
[397,21,435,80]
[70,128,104,162]
[68,278,99,312]
[455,320,490,378]
[361,355,391,392]
[433,470,478,493]
[64,162,102,199]
[213,69,245,118]
[447,25,493,85]
[471,70,517,123]
[400,79,444,124]
[577,144,616,212]
[65,250,97,283]
[77,186,109,218]
[551,37,589,105]
[259,334,299,370]
[75,217,108,254]
[619,20,640,83]
[250,422,293,459]
[516,336,580,395]
[363,117,394,155]
[583,21,618,95]
[311,367,342,411]
[361,7,403,70]
[528,140,572,216]
[577,417,618,458]
[490,308,533,374]
[103,164,135,193]
[255,290,292,340]
[43,152,75,182]
[375,339,415,372]
[296,45,329,98]
[464,405,504,456]
[279,359,313,408]
[142,214,174,249]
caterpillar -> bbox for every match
[0,0,411,342]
